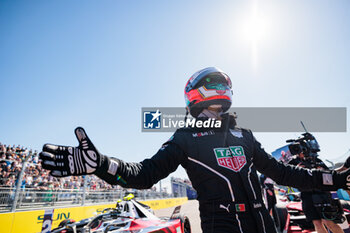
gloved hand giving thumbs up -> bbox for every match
[39,127,102,177]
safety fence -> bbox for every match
[1,150,181,213]
[0,187,175,213]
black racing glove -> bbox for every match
[39,127,103,177]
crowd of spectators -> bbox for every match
[0,143,174,211]
[0,143,119,192]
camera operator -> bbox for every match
[335,156,350,197]
[289,151,344,233]
[336,156,350,172]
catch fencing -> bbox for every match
[0,151,179,213]
[0,187,173,212]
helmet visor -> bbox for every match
[193,73,232,90]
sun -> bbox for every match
[239,2,270,71]
[244,16,267,43]
[241,3,269,43]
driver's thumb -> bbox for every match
[75,127,93,149]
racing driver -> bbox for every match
[40,67,350,233]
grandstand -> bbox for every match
[0,143,177,213]
[171,177,197,200]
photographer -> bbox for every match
[336,156,350,172]
[335,157,350,198]
[289,151,344,233]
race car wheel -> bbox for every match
[275,204,288,233]
[183,216,191,233]
[58,219,76,228]
[171,214,191,233]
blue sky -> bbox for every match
[1,0,350,191]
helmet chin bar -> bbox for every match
[189,99,231,118]
[207,104,223,111]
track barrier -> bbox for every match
[0,197,188,233]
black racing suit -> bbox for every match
[94,114,341,233]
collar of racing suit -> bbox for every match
[197,109,223,119]
[196,112,237,130]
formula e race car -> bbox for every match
[274,191,350,233]
[51,194,191,233]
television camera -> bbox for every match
[286,122,320,158]
[287,132,320,158]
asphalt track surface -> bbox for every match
[154,199,201,233]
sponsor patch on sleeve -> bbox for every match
[108,160,118,176]
[322,173,333,185]
[230,129,243,138]
[235,204,246,212]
